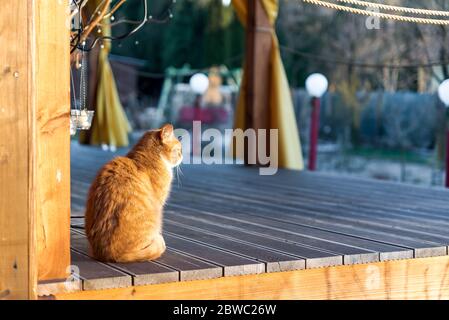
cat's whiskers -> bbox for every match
[175,165,183,187]
[177,165,184,177]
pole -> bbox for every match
[193,95,202,158]
[308,97,321,171]
[244,0,271,165]
[446,130,449,188]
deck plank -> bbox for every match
[71,227,222,283]
[164,234,265,276]
[172,171,449,225]
[165,219,342,269]
[71,231,179,286]
[169,188,448,257]
[165,210,394,264]
[165,222,306,271]
[176,170,449,221]
[155,250,223,281]
[70,250,132,291]
[66,143,449,293]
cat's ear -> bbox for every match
[160,124,174,142]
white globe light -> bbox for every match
[222,0,231,6]
[438,79,449,107]
[305,73,328,98]
[190,73,209,95]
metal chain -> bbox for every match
[70,68,77,109]
[302,0,449,25]
[80,50,88,111]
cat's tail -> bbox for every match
[114,236,166,263]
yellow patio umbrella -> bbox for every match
[79,0,131,147]
[232,0,304,170]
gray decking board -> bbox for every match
[166,206,415,261]
[71,228,222,283]
[301,171,449,199]
[170,188,449,251]
[190,164,449,202]
[164,222,307,271]
[171,187,445,241]
[165,210,390,264]
[166,207,408,253]
[70,250,132,291]
[237,177,449,218]
[172,185,449,242]
[183,170,449,212]
[68,143,449,291]
[165,214,375,265]
[184,165,449,212]
[155,250,223,281]
[110,259,180,286]
[169,199,445,257]
[71,230,180,286]
[171,182,449,240]
[166,220,342,269]
[168,196,444,258]
[174,173,449,224]
[166,202,417,261]
[164,234,265,276]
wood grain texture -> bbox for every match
[1,1,71,299]
[0,0,35,300]
[37,275,81,297]
[53,255,449,300]
[35,0,71,281]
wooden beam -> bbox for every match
[34,0,71,282]
[51,256,449,300]
[0,0,36,300]
[0,0,71,299]
[245,0,272,164]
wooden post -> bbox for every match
[446,130,449,188]
[0,0,36,300]
[245,0,272,164]
[0,0,71,299]
[308,97,320,171]
[34,1,71,283]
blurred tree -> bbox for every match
[111,0,243,72]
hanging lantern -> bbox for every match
[71,109,94,132]
[70,47,94,136]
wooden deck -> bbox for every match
[43,143,449,299]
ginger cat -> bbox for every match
[85,124,182,263]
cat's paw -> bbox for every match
[156,234,166,253]
[146,234,166,261]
